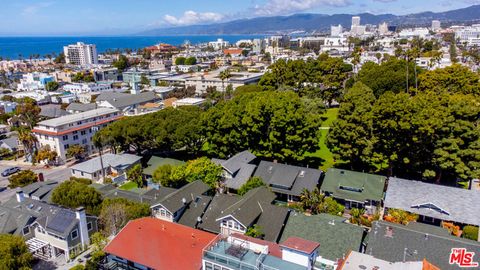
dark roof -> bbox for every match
[66,103,97,112]
[254,161,321,197]
[385,177,480,225]
[154,180,211,214]
[143,156,185,176]
[280,213,365,262]
[367,221,480,270]
[21,180,59,203]
[256,204,290,242]
[93,184,177,206]
[224,164,257,190]
[177,195,212,228]
[0,136,18,150]
[219,186,276,227]
[0,197,81,237]
[39,104,70,118]
[222,150,256,175]
[321,168,386,203]
[197,194,241,234]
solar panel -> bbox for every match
[46,209,76,234]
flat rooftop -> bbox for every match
[37,107,119,127]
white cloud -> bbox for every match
[21,1,54,16]
[253,0,352,16]
[163,10,224,26]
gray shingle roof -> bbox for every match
[177,195,212,228]
[71,153,142,174]
[254,161,321,197]
[224,164,257,190]
[384,177,480,225]
[21,180,59,203]
[0,136,19,150]
[102,92,158,110]
[222,150,256,175]
[66,103,97,112]
[197,194,241,234]
[40,104,70,118]
[280,213,365,262]
[367,221,480,270]
[256,204,289,242]
[96,92,130,102]
[143,156,185,176]
[154,180,210,214]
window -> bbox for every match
[205,262,213,270]
[81,172,84,176]
[81,130,86,135]
[64,144,69,150]
[73,135,79,140]
[62,135,68,140]
[22,226,30,235]
[87,222,93,231]
[82,139,87,144]
[73,131,78,134]
[71,229,78,240]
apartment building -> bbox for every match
[32,107,121,160]
[18,72,55,91]
[63,82,112,95]
[63,42,98,66]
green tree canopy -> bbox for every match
[175,57,186,65]
[202,91,321,163]
[45,81,60,91]
[113,55,129,71]
[8,170,37,188]
[51,181,103,215]
[357,57,418,97]
[184,57,197,65]
[238,177,265,195]
[418,64,480,96]
[126,164,144,188]
[66,144,86,160]
[0,234,33,270]
[99,198,150,236]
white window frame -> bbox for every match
[71,229,79,240]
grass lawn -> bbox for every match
[119,181,138,190]
[321,108,339,127]
[304,129,335,171]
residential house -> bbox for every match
[0,191,98,261]
[198,187,289,243]
[320,168,386,213]
[70,153,142,183]
[366,221,480,270]
[32,107,121,160]
[96,92,159,115]
[203,234,309,270]
[0,136,19,152]
[39,104,70,120]
[103,217,216,270]
[93,183,177,206]
[254,160,321,202]
[338,251,440,270]
[66,103,97,114]
[21,180,60,203]
[280,213,365,270]
[150,180,211,224]
[212,150,257,191]
[384,177,480,226]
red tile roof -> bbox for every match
[230,233,283,258]
[280,236,320,254]
[104,217,216,270]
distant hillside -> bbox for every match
[139,5,480,36]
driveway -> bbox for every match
[0,160,72,203]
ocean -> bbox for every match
[0,35,265,59]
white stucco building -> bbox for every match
[63,42,98,66]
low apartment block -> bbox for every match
[32,107,121,160]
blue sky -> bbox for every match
[1,0,479,35]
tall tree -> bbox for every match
[0,234,33,270]
[51,181,103,215]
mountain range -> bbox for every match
[139,5,480,36]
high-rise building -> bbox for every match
[379,22,389,35]
[331,24,344,37]
[63,42,98,66]
[352,16,361,28]
[432,20,441,32]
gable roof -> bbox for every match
[154,180,211,214]
[71,153,141,174]
[222,150,256,175]
[93,184,176,206]
[101,92,158,110]
[177,195,212,228]
[197,194,241,234]
[384,177,480,225]
[22,180,59,202]
[104,217,216,270]
[281,237,320,254]
[280,213,365,262]
[0,136,19,150]
[95,91,130,102]
[40,104,70,118]
[321,168,386,203]
[367,221,480,270]
[254,161,321,196]
[224,164,257,190]
[0,197,80,237]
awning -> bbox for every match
[26,238,49,253]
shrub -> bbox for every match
[8,170,37,188]
[463,226,479,241]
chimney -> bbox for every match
[75,207,90,247]
[16,191,25,203]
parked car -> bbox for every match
[0,186,6,192]
[1,167,20,177]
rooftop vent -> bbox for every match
[299,170,305,177]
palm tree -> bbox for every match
[300,188,323,214]
[219,70,232,100]
[18,129,38,164]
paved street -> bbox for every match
[0,160,72,203]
